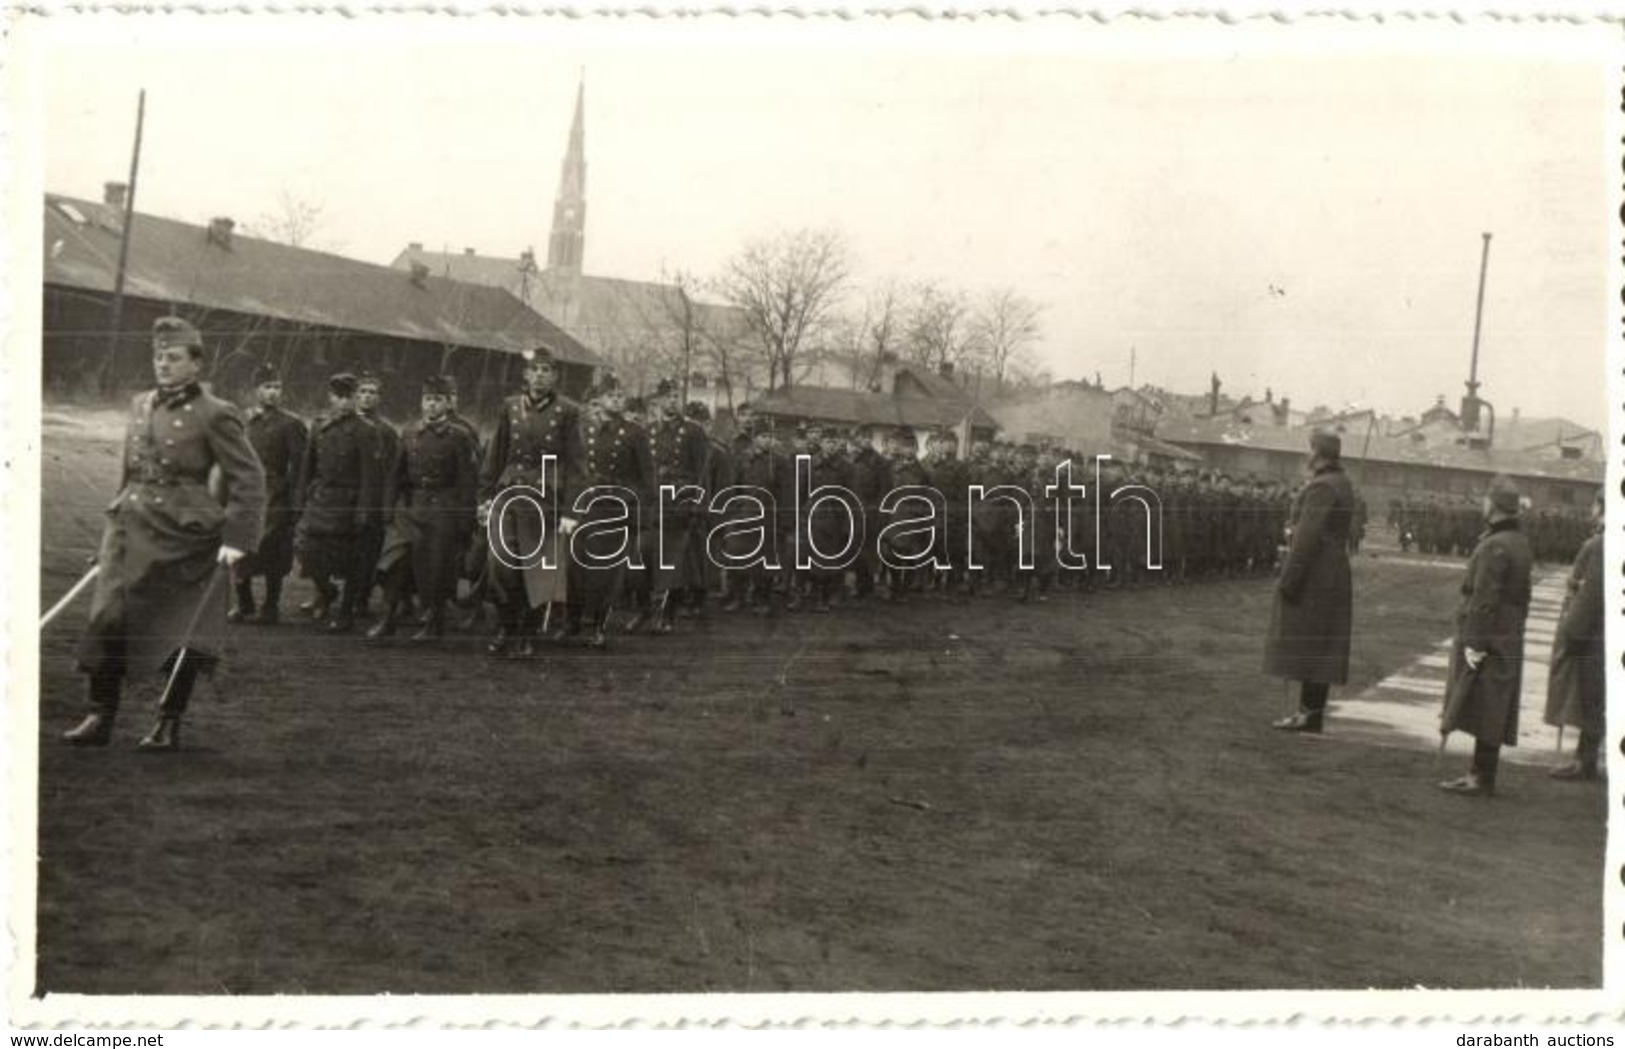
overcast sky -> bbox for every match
[25,16,1617,432]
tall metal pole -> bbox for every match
[102,89,146,394]
[1465,232,1492,420]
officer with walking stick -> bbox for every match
[63,316,266,751]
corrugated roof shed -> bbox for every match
[46,195,604,367]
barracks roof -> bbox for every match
[1156,416,1604,484]
[748,381,1001,433]
[390,247,750,341]
[45,194,604,368]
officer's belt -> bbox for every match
[131,474,205,488]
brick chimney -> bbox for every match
[408,241,423,252]
[207,217,235,249]
[103,182,128,209]
[938,360,955,381]
[463,247,476,256]
[409,260,430,288]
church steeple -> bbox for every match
[547,76,587,274]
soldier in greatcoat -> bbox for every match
[367,375,479,641]
[645,378,710,632]
[294,373,384,632]
[64,317,266,751]
[354,373,398,616]
[883,426,933,600]
[480,345,584,657]
[847,428,894,601]
[569,377,655,646]
[1438,476,1534,796]
[1545,490,1605,781]
[231,362,306,624]
[1264,431,1356,734]
[438,377,489,630]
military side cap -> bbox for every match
[423,374,454,396]
[685,401,711,422]
[328,372,360,397]
[523,344,556,365]
[152,317,202,349]
[1487,475,1521,514]
[653,378,679,398]
[1309,429,1341,460]
[252,361,281,386]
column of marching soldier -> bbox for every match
[59,321,1603,753]
[226,345,1313,657]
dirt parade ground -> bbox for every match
[31,409,1604,994]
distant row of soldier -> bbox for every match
[1389,496,1594,564]
[227,347,1311,655]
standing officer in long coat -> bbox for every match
[570,377,655,646]
[1545,490,1605,781]
[646,378,710,631]
[1438,477,1534,795]
[231,362,306,625]
[65,317,266,751]
[368,374,479,641]
[294,373,384,632]
[1265,430,1355,733]
[480,345,584,657]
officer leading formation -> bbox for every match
[60,327,1604,791]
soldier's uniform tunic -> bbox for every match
[481,389,584,628]
[295,408,383,616]
[649,414,710,600]
[79,383,267,683]
[236,402,307,600]
[574,412,655,628]
[386,416,479,611]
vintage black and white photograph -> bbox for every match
[7,11,1619,1021]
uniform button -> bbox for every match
[183,405,193,412]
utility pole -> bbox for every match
[1128,345,1136,389]
[1463,232,1492,431]
[102,89,146,395]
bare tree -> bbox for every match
[837,279,908,391]
[248,190,328,248]
[967,288,1044,394]
[903,280,971,374]
[716,227,851,393]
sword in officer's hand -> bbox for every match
[40,562,100,630]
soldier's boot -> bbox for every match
[325,583,359,633]
[554,604,583,643]
[517,608,547,657]
[411,602,446,643]
[1272,683,1327,734]
[228,580,256,623]
[304,581,338,622]
[64,671,121,747]
[486,607,518,657]
[585,611,610,650]
[1440,743,1498,796]
[253,578,283,625]
[139,653,200,753]
[365,604,399,641]
[653,593,677,635]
